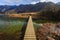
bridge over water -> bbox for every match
[20,16,37,40]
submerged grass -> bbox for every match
[0,18,26,34]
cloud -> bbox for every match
[31,0,57,4]
[40,0,57,3]
[0,0,58,5]
[0,2,5,5]
[31,1,39,4]
[5,0,22,3]
[40,0,45,2]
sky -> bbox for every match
[0,0,60,5]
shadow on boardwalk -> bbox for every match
[20,18,29,40]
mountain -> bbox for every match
[15,2,56,13]
[0,2,60,13]
[56,2,60,5]
[0,5,17,12]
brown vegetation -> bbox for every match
[0,23,60,40]
[36,23,60,40]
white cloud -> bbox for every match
[40,0,57,3]
[40,0,45,2]
[0,2,5,5]
[31,1,39,4]
[5,0,22,3]
[31,0,57,4]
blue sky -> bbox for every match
[0,0,60,5]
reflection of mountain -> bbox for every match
[0,2,60,13]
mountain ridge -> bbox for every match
[0,2,60,13]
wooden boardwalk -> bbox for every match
[24,16,36,40]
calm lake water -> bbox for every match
[0,17,26,33]
[0,17,40,34]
